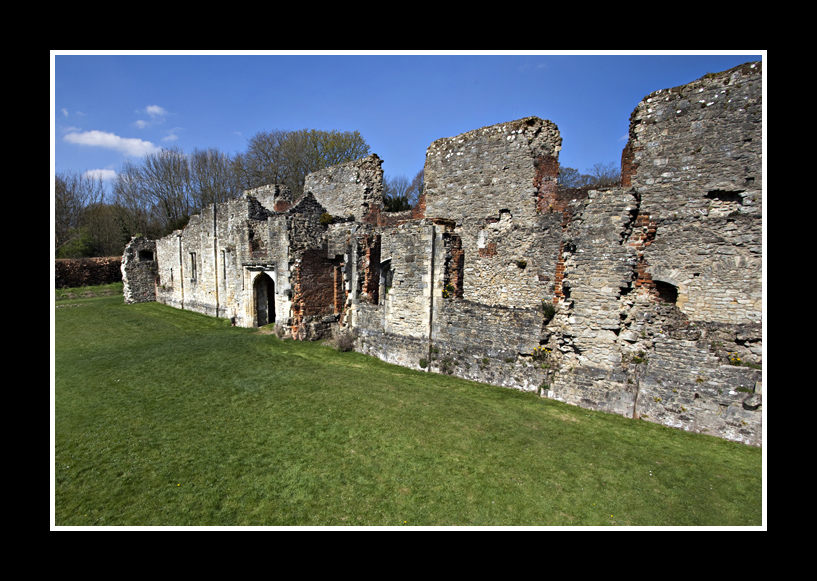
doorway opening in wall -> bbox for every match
[254,272,275,327]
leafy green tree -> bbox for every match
[55,227,94,258]
[236,128,370,199]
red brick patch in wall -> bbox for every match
[359,234,381,305]
[290,249,338,336]
[534,155,560,213]
[478,242,497,257]
[412,192,427,220]
[274,200,292,213]
[553,243,567,303]
[628,214,659,294]
[620,141,641,188]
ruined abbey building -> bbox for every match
[123,62,763,446]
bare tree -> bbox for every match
[407,169,424,207]
[235,129,294,192]
[587,162,621,186]
[139,146,193,232]
[383,174,412,212]
[190,147,242,209]
[54,170,105,255]
[558,163,620,188]
[111,160,160,241]
[81,201,129,257]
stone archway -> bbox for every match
[253,272,275,327]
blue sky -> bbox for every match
[52,51,764,195]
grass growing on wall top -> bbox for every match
[54,287,762,527]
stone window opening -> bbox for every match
[190,252,197,281]
[139,249,154,262]
[706,189,745,217]
[654,280,678,304]
[442,232,464,298]
[379,258,393,305]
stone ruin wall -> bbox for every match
[121,237,157,304]
[122,62,763,446]
[543,62,763,444]
[305,154,384,222]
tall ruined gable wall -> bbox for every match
[424,116,561,223]
[423,117,564,312]
[625,62,762,326]
[304,154,384,222]
[544,62,763,445]
[355,117,566,392]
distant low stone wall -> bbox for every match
[55,257,122,288]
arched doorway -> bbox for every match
[254,272,275,327]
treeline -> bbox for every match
[55,126,617,259]
[55,128,372,258]
[557,162,620,188]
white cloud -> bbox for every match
[133,105,170,129]
[161,127,183,142]
[144,105,169,118]
[84,169,117,181]
[61,108,68,117]
[63,130,161,157]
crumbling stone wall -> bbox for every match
[625,61,762,326]
[542,62,763,445]
[124,62,763,446]
[305,154,384,222]
[121,237,157,304]
[424,116,561,224]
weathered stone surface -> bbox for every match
[121,237,157,304]
[123,62,763,446]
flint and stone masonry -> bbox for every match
[122,62,763,446]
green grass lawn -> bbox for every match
[53,284,764,527]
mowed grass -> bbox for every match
[54,285,763,527]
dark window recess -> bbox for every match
[654,280,678,304]
[139,250,154,261]
[706,190,744,203]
